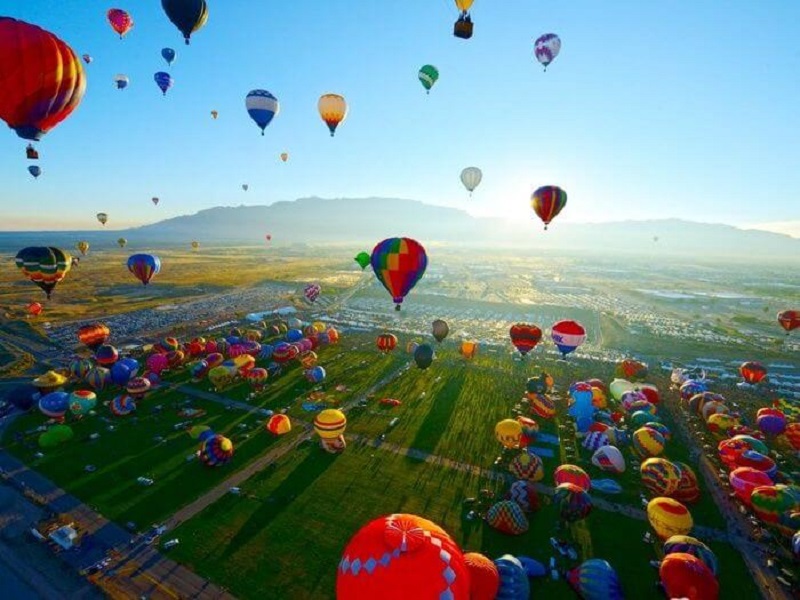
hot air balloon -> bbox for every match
[495,419,522,449]
[510,323,542,356]
[370,237,428,310]
[313,408,347,453]
[640,458,682,497]
[418,65,439,94]
[730,467,773,506]
[161,47,176,66]
[567,560,624,600]
[68,390,96,417]
[531,186,567,230]
[337,514,470,600]
[739,361,767,385]
[242,184,249,191]
[453,0,475,39]
[460,167,482,195]
[376,333,398,353]
[127,254,161,285]
[663,536,718,576]
[154,72,173,96]
[778,310,800,333]
[75,241,89,256]
[659,553,719,600]
[304,283,321,303]
[534,33,561,70]
[318,93,347,136]
[211,110,218,119]
[161,0,209,45]
[432,319,449,342]
[460,340,478,359]
[464,553,500,600]
[414,343,434,369]
[615,358,648,381]
[15,247,72,299]
[553,482,592,522]
[591,445,626,473]
[280,152,288,162]
[152,197,160,206]
[95,344,119,366]
[550,320,586,357]
[246,90,279,135]
[191,240,200,251]
[107,9,133,38]
[117,237,127,248]
[554,464,591,492]
[199,434,234,466]
[266,414,291,435]
[0,18,87,143]
[114,74,129,89]
[647,497,693,539]
[27,301,43,317]
[28,166,41,179]
[78,323,109,350]
[39,391,69,418]
[82,54,92,64]
[97,213,108,226]
[354,251,370,270]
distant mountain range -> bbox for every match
[1,197,797,260]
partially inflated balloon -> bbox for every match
[567,559,623,600]
[371,237,427,310]
[318,93,347,136]
[107,9,134,39]
[15,247,72,298]
[531,185,567,229]
[127,254,161,285]
[0,18,87,141]
[161,0,208,45]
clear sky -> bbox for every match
[1,0,799,233]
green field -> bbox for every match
[0,331,768,599]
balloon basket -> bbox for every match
[453,19,473,39]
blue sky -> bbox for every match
[1,1,799,233]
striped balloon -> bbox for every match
[370,237,428,310]
[531,185,567,229]
[15,246,72,298]
[127,254,161,285]
[154,71,173,96]
[246,89,279,135]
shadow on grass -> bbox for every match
[405,369,466,458]
[219,449,338,558]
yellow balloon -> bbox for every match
[647,497,693,540]
[318,93,348,137]
[495,419,522,449]
[75,241,89,256]
[314,409,347,439]
[455,0,474,11]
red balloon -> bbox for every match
[659,553,719,600]
[0,18,86,141]
[739,361,767,385]
[376,333,398,353]
[27,301,43,316]
[778,310,800,333]
[509,323,542,356]
[107,9,134,38]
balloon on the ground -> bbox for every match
[314,409,347,453]
[506,479,540,513]
[567,559,624,600]
[486,500,528,535]
[266,414,291,435]
[199,433,234,467]
[464,553,499,600]
[647,497,693,539]
[493,554,530,600]
[591,445,625,473]
[659,552,719,600]
[663,535,718,576]
[495,419,522,449]
[509,451,544,482]
[337,514,470,600]
[640,458,682,496]
[554,464,591,492]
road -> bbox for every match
[166,361,410,530]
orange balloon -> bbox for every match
[0,18,86,141]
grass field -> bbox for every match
[0,329,768,599]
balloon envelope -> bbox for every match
[370,237,428,310]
